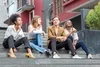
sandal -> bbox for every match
[25,53,35,58]
[8,53,16,58]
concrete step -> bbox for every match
[0,52,98,59]
[0,58,99,65]
[0,47,98,59]
[0,65,99,67]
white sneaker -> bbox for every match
[53,54,60,58]
[87,54,93,59]
[72,55,82,59]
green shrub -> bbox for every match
[85,2,100,30]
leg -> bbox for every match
[3,35,15,49]
[48,38,57,53]
[14,37,34,58]
[14,37,30,48]
[58,38,76,56]
[48,38,60,58]
[76,41,89,55]
[36,34,43,47]
[68,36,73,42]
[2,35,16,58]
[30,41,46,53]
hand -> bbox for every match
[56,37,66,42]
[42,31,46,37]
[62,37,67,41]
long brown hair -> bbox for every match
[64,20,77,32]
[32,15,41,28]
[64,20,73,28]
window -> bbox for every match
[54,0,63,15]
[57,0,63,14]
[29,10,34,24]
[17,0,22,9]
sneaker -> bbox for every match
[45,50,51,57]
[53,54,60,58]
[72,55,82,59]
[87,54,93,59]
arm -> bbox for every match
[56,29,68,41]
[4,26,12,38]
[48,27,56,39]
[28,25,43,34]
[33,27,42,34]
[72,32,79,46]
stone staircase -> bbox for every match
[0,30,100,67]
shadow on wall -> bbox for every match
[78,30,100,54]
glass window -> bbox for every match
[17,0,22,9]
[56,0,63,14]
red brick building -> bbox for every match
[52,0,99,30]
[17,0,43,31]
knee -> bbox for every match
[78,41,85,46]
[67,38,72,42]
[22,37,28,41]
[36,34,42,37]
[50,38,56,41]
[78,41,84,44]
[8,35,14,39]
[68,36,73,42]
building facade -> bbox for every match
[4,0,43,32]
[0,0,8,28]
[52,0,100,30]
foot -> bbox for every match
[13,48,17,52]
[45,49,51,57]
[87,54,93,59]
[25,53,35,58]
[72,55,82,59]
[53,54,60,58]
[8,53,16,58]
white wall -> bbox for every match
[8,0,17,17]
[0,0,8,27]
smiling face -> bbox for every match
[52,17,60,26]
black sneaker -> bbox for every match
[45,49,51,57]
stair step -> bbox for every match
[0,58,99,65]
[0,51,98,59]
[0,65,99,67]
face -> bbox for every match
[37,18,41,25]
[53,17,60,26]
[66,20,72,27]
[15,17,22,26]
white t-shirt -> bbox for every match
[28,24,43,39]
[4,25,25,41]
[64,28,79,40]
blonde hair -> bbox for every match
[32,15,41,28]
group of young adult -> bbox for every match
[2,13,93,59]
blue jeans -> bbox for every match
[68,36,89,55]
[30,34,46,53]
